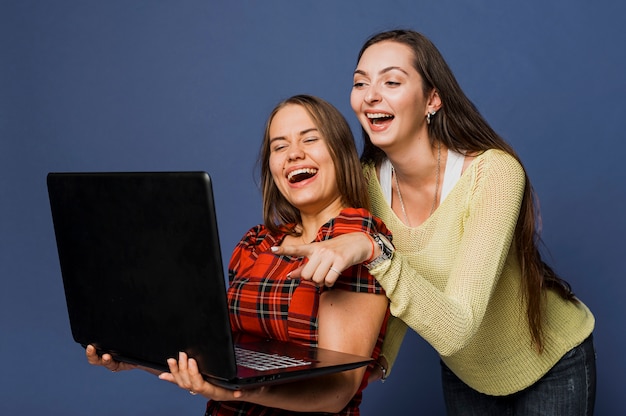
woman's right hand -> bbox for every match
[272,232,378,287]
[85,344,137,372]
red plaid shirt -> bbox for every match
[206,208,391,416]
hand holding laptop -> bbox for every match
[87,345,248,400]
[85,346,250,400]
[85,345,139,374]
[159,352,246,400]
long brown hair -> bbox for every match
[357,30,576,351]
[258,94,370,235]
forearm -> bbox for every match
[240,289,385,412]
[242,368,364,413]
[371,255,478,356]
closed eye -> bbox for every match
[270,138,288,152]
[272,144,287,152]
[303,136,320,144]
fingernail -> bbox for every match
[271,246,278,253]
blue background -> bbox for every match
[1,1,624,414]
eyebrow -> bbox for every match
[353,66,409,77]
[269,127,319,143]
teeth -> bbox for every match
[367,113,393,119]
[287,168,318,182]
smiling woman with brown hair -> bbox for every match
[275,31,596,415]
[86,94,392,416]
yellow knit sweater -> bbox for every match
[365,149,594,396]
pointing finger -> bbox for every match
[271,243,311,257]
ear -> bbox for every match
[427,89,442,113]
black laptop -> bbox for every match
[47,171,372,389]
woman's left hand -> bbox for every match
[158,352,247,400]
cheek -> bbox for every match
[396,90,425,116]
[268,162,286,190]
[350,91,362,115]
[268,155,282,176]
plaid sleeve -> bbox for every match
[228,224,283,284]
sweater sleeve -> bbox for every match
[378,315,408,376]
[371,152,525,356]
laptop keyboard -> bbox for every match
[235,346,312,371]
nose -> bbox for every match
[287,143,305,161]
[364,84,381,104]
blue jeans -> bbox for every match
[441,334,596,415]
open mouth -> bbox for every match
[287,168,318,183]
[367,112,394,125]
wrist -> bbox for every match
[379,355,388,382]
[365,234,378,263]
[364,233,394,270]
[379,363,388,383]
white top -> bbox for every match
[379,149,466,206]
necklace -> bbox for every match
[393,141,441,226]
